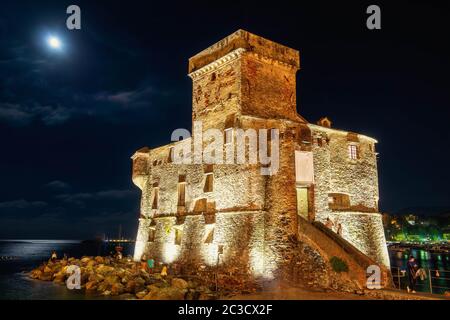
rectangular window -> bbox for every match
[168,147,174,163]
[204,173,213,193]
[175,229,182,245]
[203,165,214,193]
[152,187,159,209]
[348,145,358,160]
[178,182,186,207]
[224,128,233,145]
[204,227,214,244]
[328,193,350,210]
[148,229,155,242]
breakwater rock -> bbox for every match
[29,256,219,300]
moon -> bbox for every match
[47,36,62,49]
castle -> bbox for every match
[131,30,391,288]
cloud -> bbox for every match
[94,85,155,109]
[56,189,135,206]
[44,180,71,191]
[0,103,33,125]
[0,199,47,209]
[0,102,71,126]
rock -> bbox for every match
[88,273,104,283]
[125,280,136,293]
[171,278,188,290]
[111,283,125,296]
[143,287,186,300]
[53,272,66,284]
[96,264,115,275]
[44,266,53,273]
[95,256,104,264]
[30,269,42,279]
[105,275,119,286]
[147,284,159,292]
[81,257,91,264]
[40,273,53,281]
[136,290,148,299]
[87,260,96,268]
[198,293,215,300]
[97,281,110,292]
[85,281,98,291]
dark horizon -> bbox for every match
[1,1,449,239]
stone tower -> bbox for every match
[132,30,391,289]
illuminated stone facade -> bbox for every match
[131,30,390,287]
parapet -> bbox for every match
[188,29,300,74]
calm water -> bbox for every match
[0,240,449,299]
[0,240,133,300]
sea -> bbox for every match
[0,239,133,300]
[0,239,449,299]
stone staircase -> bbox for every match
[297,218,393,289]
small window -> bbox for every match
[148,229,155,242]
[152,187,159,209]
[175,229,182,245]
[168,147,174,163]
[317,138,322,147]
[328,193,350,210]
[177,182,186,207]
[224,128,233,145]
[348,145,358,160]
[204,227,214,244]
[203,165,214,193]
[204,173,213,193]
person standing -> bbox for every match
[50,251,57,262]
[406,255,419,293]
[147,257,155,274]
[325,217,335,230]
[337,223,343,236]
[161,264,168,278]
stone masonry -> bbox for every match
[131,30,391,288]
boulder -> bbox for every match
[85,281,98,291]
[96,264,115,275]
[104,275,119,286]
[143,287,186,300]
[53,272,66,284]
[44,266,53,274]
[30,269,42,279]
[97,281,110,292]
[136,290,148,299]
[171,278,188,290]
[81,257,91,264]
[95,256,104,264]
[111,283,125,296]
[40,273,53,281]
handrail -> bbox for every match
[391,266,450,295]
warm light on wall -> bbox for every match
[249,246,265,278]
[133,240,146,261]
[201,244,219,266]
[162,243,180,264]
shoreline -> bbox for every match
[28,255,447,300]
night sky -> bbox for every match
[0,1,449,239]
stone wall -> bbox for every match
[309,124,390,267]
[131,30,391,290]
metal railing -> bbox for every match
[391,266,450,295]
